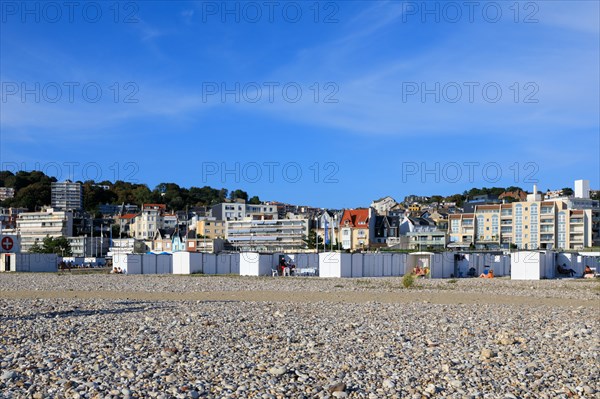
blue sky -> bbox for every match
[1,0,599,208]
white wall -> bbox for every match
[319,252,352,278]
[239,253,272,276]
[172,252,202,274]
[511,251,547,280]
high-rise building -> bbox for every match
[51,181,83,211]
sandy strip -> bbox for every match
[1,289,597,308]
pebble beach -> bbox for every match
[0,274,598,398]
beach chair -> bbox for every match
[271,265,279,277]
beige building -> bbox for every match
[339,208,375,251]
[448,213,475,248]
[449,200,593,250]
[196,219,226,239]
[130,204,166,240]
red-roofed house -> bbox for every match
[339,208,376,250]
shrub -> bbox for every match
[402,273,415,288]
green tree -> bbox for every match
[561,187,574,196]
[248,196,261,204]
[230,189,248,202]
[29,236,72,256]
[304,230,323,249]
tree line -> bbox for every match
[0,171,260,213]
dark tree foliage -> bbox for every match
[0,170,253,212]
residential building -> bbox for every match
[499,189,527,202]
[150,228,186,253]
[163,214,178,230]
[67,236,109,257]
[448,200,594,250]
[372,215,401,246]
[211,201,278,222]
[448,213,475,249]
[16,208,74,252]
[404,195,430,204]
[98,203,138,216]
[339,208,375,251]
[226,218,309,252]
[51,181,83,211]
[0,187,15,201]
[107,238,142,257]
[245,204,278,220]
[130,204,166,240]
[408,203,421,212]
[211,199,247,221]
[371,196,398,216]
[406,227,448,251]
[186,235,226,253]
[115,213,137,237]
[0,207,26,230]
[197,218,226,239]
[575,179,590,199]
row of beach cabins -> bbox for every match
[1,250,598,280]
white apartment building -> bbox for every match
[211,201,278,221]
[51,181,83,211]
[16,208,74,252]
[227,218,309,252]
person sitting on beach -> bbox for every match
[413,266,425,276]
[479,269,494,278]
[557,263,576,277]
[279,258,287,276]
[110,267,118,274]
[583,265,594,279]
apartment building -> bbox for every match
[371,196,398,216]
[211,201,278,221]
[406,227,448,251]
[51,181,83,211]
[227,218,309,252]
[196,218,226,239]
[16,208,74,252]
[448,213,475,248]
[130,204,166,240]
[449,200,593,250]
[0,187,15,201]
[67,236,109,257]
